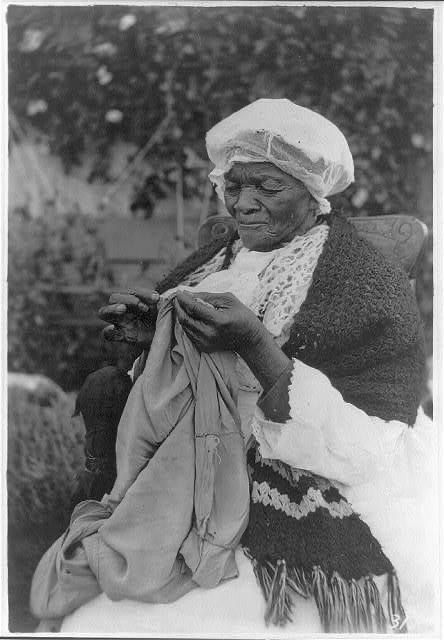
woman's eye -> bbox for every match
[259,185,281,194]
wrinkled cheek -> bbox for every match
[239,226,277,250]
[271,214,301,236]
[223,199,237,217]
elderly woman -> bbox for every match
[42,100,437,635]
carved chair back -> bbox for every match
[198,214,428,280]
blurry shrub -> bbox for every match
[7,6,433,354]
[7,386,84,631]
[7,6,432,214]
[7,386,83,528]
[8,207,116,389]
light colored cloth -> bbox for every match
[165,224,329,414]
[62,384,438,636]
[62,548,388,636]
[32,299,249,619]
[62,547,323,635]
[62,234,438,634]
[206,98,354,213]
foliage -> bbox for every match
[8,207,117,388]
[7,387,84,631]
[7,6,434,362]
[7,387,83,527]
[8,6,433,214]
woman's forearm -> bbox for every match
[238,324,292,393]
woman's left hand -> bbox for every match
[174,290,263,355]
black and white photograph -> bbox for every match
[1,1,442,636]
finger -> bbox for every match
[174,299,215,346]
[176,290,217,322]
[98,304,128,321]
[102,325,125,342]
[126,288,160,306]
[174,299,211,336]
[108,293,151,314]
[109,293,139,305]
[174,298,196,329]
[108,294,152,316]
[174,302,202,334]
[194,291,237,308]
[109,291,159,307]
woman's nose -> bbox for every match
[233,189,261,215]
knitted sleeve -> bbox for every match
[253,358,418,487]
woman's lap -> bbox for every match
[61,415,439,636]
[61,549,322,635]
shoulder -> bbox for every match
[155,232,238,294]
[327,214,403,271]
[322,213,417,307]
[287,213,423,359]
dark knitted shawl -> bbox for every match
[156,213,425,425]
[281,214,425,425]
[152,213,425,632]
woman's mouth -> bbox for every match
[238,222,267,229]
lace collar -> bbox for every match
[178,223,329,343]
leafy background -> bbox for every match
[8,6,433,209]
[8,5,433,389]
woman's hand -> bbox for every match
[174,290,292,393]
[98,289,160,348]
[174,290,263,356]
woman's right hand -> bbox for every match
[98,289,160,348]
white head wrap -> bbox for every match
[205,99,354,214]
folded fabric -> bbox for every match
[31,298,250,619]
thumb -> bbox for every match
[195,291,236,308]
[127,288,160,306]
[176,290,217,320]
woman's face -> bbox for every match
[223,162,315,251]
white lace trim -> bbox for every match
[251,479,353,520]
[162,224,328,392]
[249,224,329,339]
[174,224,328,343]
[251,415,269,452]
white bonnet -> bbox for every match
[205,99,354,214]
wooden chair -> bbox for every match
[45,213,427,329]
[198,214,428,281]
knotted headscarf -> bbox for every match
[206,99,354,214]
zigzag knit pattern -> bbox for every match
[241,444,406,632]
[150,213,425,631]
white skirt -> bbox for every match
[61,547,323,636]
[61,410,439,636]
